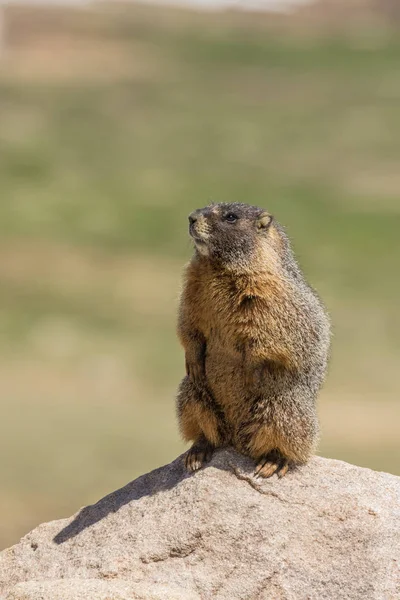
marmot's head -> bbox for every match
[188,202,287,272]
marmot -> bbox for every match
[176,202,330,478]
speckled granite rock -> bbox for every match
[1,449,399,600]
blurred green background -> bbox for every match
[0,1,399,550]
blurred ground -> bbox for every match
[0,1,399,549]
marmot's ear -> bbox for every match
[257,213,273,230]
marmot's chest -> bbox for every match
[198,276,262,346]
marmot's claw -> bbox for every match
[277,462,289,478]
[255,450,290,479]
[185,441,214,472]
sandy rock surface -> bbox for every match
[0,449,399,599]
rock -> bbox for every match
[5,579,195,600]
[0,449,399,600]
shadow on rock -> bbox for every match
[53,453,190,545]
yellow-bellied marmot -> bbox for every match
[177,202,330,478]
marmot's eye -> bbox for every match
[225,213,238,223]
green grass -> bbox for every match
[0,4,399,549]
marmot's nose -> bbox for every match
[188,212,198,225]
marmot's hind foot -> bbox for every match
[255,449,291,479]
[185,438,214,472]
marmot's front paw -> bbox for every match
[255,449,291,479]
[185,439,214,472]
[185,359,206,386]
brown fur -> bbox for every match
[176,202,330,477]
